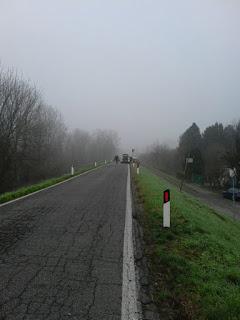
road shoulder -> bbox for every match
[131,168,160,320]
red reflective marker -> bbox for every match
[163,189,170,203]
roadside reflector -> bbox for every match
[163,189,170,203]
[163,189,170,228]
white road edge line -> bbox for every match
[121,165,139,320]
[0,165,106,208]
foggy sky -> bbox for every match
[1,0,240,152]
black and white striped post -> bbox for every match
[163,189,170,228]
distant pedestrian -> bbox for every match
[114,155,120,165]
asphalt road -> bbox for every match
[0,164,128,320]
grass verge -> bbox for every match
[0,163,104,205]
[133,167,240,320]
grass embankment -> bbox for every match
[134,167,240,320]
[0,163,104,205]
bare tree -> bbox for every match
[0,67,67,192]
[0,65,119,194]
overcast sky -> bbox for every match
[0,0,240,151]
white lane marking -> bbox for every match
[0,165,107,208]
[121,165,139,320]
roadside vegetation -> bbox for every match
[0,65,119,194]
[0,163,104,205]
[141,122,240,190]
[134,167,240,320]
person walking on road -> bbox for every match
[114,155,120,165]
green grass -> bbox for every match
[0,163,104,204]
[134,167,240,320]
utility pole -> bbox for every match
[229,168,237,205]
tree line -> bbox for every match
[142,122,240,189]
[0,67,119,193]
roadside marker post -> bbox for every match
[105,160,107,164]
[95,161,97,167]
[71,165,74,176]
[131,148,135,168]
[136,160,140,175]
[163,189,170,228]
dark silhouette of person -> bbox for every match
[114,155,120,164]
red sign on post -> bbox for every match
[163,189,170,203]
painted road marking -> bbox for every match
[0,165,107,208]
[121,165,141,320]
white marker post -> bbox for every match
[71,165,74,176]
[105,160,107,165]
[95,161,97,167]
[136,160,140,175]
[163,189,170,228]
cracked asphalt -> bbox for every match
[0,164,128,320]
